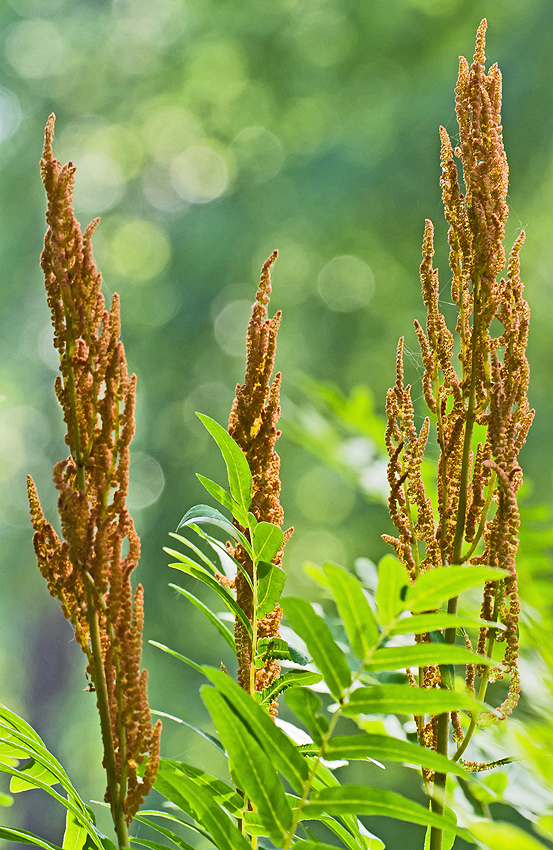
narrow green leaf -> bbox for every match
[256,562,286,617]
[202,687,293,846]
[169,584,236,652]
[132,813,202,850]
[174,524,254,589]
[284,688,328,744]
[259,670,323,707]
[468,820,551,850]
[303,786,470,838]
[149,641,203,674]
[406,566,509,613]
[203,667,310,793]
[166,531,228,575]
[168,562,253,637]
[318,815,385,850]
[323,734,469,776]
[63,809,98,850]
[293,842,344,850]
[364,643,494,673]
[149,710,224,754]
[177,505,242,543]
[342,684,486,717]
[324,563,379,658]
[143,763,250,850]
[196,413,252,514]
[376,556,410,625]
[280,597,351,700]
[157,758,242,816]
[196,473,249,526]
[10,756,59,792]
[254,637,308,667]
[252,522,284,563]
[0,827,63,850]
[388,612,507,636]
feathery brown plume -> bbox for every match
[384,19,533,766]
[27,115,160,843]
[227,251,292,713]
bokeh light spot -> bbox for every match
[295,466,355,525]
[295,10,355,68]
[317,255,375,312]
[72,153,124,214]
[231,127,284,185]
[0,89,21,142]
[128,452,165,510]
[171,145,229,204]
[107,218,171,283]
[213,300,252,357]
[5,19,65,78]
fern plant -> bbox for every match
[0,17,545,850]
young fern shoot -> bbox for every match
[382,18,533,847]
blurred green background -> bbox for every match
[1,0,552,847]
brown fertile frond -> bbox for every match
[29,115,160,828]
[227,251,292,712]
[384,20,533,732]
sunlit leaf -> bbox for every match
[0,827,63,850]
[376,556,410,625]
[196,413,252,515]
[252,522,284,563]
[63,809,98,850]
[256,562,286,617]
[132,813,203,850]
[202,687,293,845]
[364,643,494,672]
[148,641,203,674]
[157,758,242,816]
[342,684,486,717]
[304,786,470,838]
[406,566,509,613]
[168,561,253,637]
[284,688,328,745]
[468,820,550,850]
[281,597,351,700]
[324,562,379,658]
[203,667,310,793]
[388,612,507,636]
[259,670,323,707]
[196,473,249,526]
[149,710,224,754]
[323,734,468,776]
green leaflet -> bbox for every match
[406,565,509,613]
[132,813,202,850]
[149,641,203,674]
[196,413,252,515]
[169,584,236,652]
[324,562,379,658]
[376,556,410,625]
[144,763,250,850]
[257,561,286,617]
[285,687,329,745]
[317,815,385,850]
[364,643,495,673]
[342,684,487,717]
[149,709,225,754]
[177,504,251,554]
[169,526,254,590]
[9,756,58,793]
[303,786,471,839]
[468,820,551,850]
[322,734,469,777]
[62,809,98,850]
[280,597,352,700]
[202,687,293,846]
[258,670,323,707]
[254,637,309,668]
[388,612,506,636]
[157,758,243,816]
[203,667,310,793]
[196,473,249,527]
[252,521,284,563]
[0,827,63,850]
[168,560,253,637]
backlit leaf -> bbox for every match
[406,566,509,613]
[376,556,410,625]
[324,563,379,658]
[196,413,252,515]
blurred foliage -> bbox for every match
[0,0,552,847]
